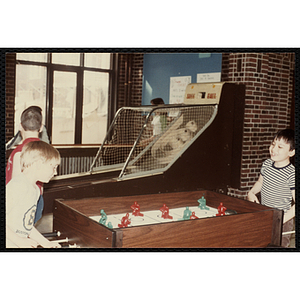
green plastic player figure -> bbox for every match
[198,196,210,210]
[106,222,113,229]
[99,209,107,225]
[183,207,192,220]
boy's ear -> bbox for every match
[34,158,44,169]
[19,124,25,137]
[289,149,295,157]
[39,124,43,133]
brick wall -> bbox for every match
[116,54,126,108]
[130,54,144,106]
[221,53,295,199]
[116,53,144,109]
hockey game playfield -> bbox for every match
[89,198,222,229]
[53,190,283,248]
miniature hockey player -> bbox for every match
[182,207,192,220]
[107,222,113,229]
[118,213,131,228]
[190,212,199,219]
[198,196,210,210]
[99,209,107,225]
[159,204,173,219]
[216,202,227,216]
[131,201,144,217]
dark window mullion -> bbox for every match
[46,64,54,142]
[80,53,84,67]
[74,69,84,144]
[108,53,118,129]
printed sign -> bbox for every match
[169,76,192,104]
[197,72,221,83]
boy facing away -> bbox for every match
[247,129,295,247]
[6,106,48,223]
[6,141,61,248]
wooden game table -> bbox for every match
[53,190,283,248]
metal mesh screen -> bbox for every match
[90,104,217,179]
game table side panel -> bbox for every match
[119,210,278,248]
[53,200,116,248]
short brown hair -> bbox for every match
[21,106,43,132]
[20,141,60,171]
[273,129,295,151]
[150,98,165,105]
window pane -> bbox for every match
[15,64,47,134]
[52,53,80,66]
[84,53,111,69]
[82,71,109,144]
[16,53,47,62]
[52,71,77,144]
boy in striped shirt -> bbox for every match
[247,129,295,247]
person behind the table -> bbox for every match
[247,129,295,247]
[150,98,167,135]
[6,141,61,248]
[6,106,50,224]
[140,98,167,146]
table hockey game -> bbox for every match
[43,82,283,248]
[44,82,245,211]
[53,190,283,248]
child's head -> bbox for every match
[20,141,60,182]
[150,98,165,106]
[20,106,43,132]
[270,129,295,165]
[273,129,295,151]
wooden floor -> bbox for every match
[35,213,296,248]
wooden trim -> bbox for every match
[271,209,283,246]
[55,147,99,157]
[114,230,123,248]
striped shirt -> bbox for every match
[261,159,295,212]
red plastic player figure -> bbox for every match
[190,211,199,219]
[131,201,144,217]
[159,204,173,219]
[118,213,131,228]
[216,202,227,216]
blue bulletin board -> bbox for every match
[141,53,222,105]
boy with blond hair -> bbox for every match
[6,141,61,248]
[248,129,295,247]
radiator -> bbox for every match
[58,156,94,176]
